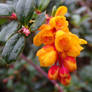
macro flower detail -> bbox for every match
[19,27,31,36]
[58,67,71,86]
[36,45,57,67]
[63,56,77,72]
[55,6,68,16]
[33,6,87,86]
[48,65,59,80]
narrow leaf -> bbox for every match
[0,21,18,43]
[0,3,13,16]
[15,0,26,22]
[30,12,46,31]
[2,33,25,63]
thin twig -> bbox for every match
[0,16,17,20]
[21,54,63,92]
[0,16,9,19]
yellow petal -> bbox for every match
[55,6,68,16]
[33,32,42,46]
[37,45,57,67]
[80,39,87,44]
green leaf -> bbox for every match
[46,0,61,13]
[15,0,26,23]
[0,18,8,25]
[0,3,13,16]
[24,0,35,24]
[24,0,35,17]
[0,21,18,43]
[51,5,56,16]
[2,33,25,63]
[0,57,7,66]
[16,0,35,24]
[30,12,46,31]
[36,0,50,11]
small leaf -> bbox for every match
[0,3,13,16]
[30,12,46,31]
[46,0,61,13]
[24,0,35,17]
[0,21,18,43]
[16,0,35,24]
[51,5,56,16]
[24,0,35,23]
[36,0,50,11]
[15,0,26,22]
[2,33,25,63]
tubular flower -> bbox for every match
[49,16,69,31]
[63,56,77,72]
[33,6,87,86]
[48,65,59,80]
[36,45,57,67]
[58,67,71,86]
[33,24,55,46]
[55,31,87,57]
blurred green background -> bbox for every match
[0,0,92,92]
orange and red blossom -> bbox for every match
[36,45,57,67]
[58,67,71,86]
[33,6,87,86]
[48,65,59,80]
[55,31,87,57]
[63,56,77,72]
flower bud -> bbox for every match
[58,66,71,86]
[63,56,77,72]
[55,6,67,16]
[60,76,71,86]
[10,13,17,20]
[48,65,59,80]
[22,27,30,36]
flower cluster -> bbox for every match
[33,6,87,85]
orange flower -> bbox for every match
[60,76,71,86]
[58,67,71,86]
[48,65,59,80]
[63,56,77,72]
[33,5,87,86]
[38,24,51,31]
[55,31,87,57]
[33,26,55,46]
[49,16,68,31]
[55,31,71,52]
[55,6,68,16]
[36,45,57,67]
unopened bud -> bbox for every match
[48,65,59,80]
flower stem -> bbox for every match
[21,54,63,92]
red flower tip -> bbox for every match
[48,65,59,80]
[63,56,77,72]
[58,66,71,86]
